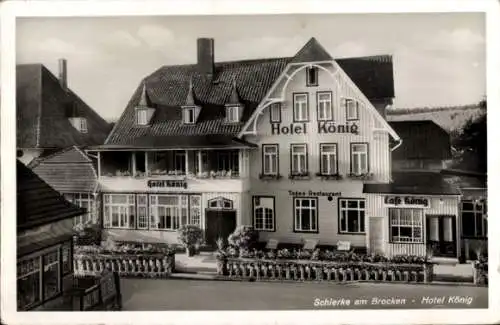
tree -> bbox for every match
[452,100,487,173]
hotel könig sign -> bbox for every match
[383,196,431,208]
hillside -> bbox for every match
[386,104,485,136]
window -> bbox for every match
[183,107,196,124]
[226,105,240,123]
[216,150,239,174]
[293,93,309,122]
[174,151,187,174]
[294,198,318,232]
[253,196,275,231]
[461,200,487,238]
[79,118,88,133]
[103,194,136,229]
[137,194,148,229]
[43,251,60,300]
[61,242,72,275]
[344,98,359,120]
[351,143,368,175]
[306,67,318,86]
[262,144,279,176]
[269,103,281,123]
[150,194,189,230]
[189,195,201,226]
[208,197,234,210]
[319,143,338,175]
[136,109,148,125]
[317,92,333,121]
[17,257,41,309]
[339,199,365,234]
[64,193,94,225]
[389,208,423,243]
[291,144,308,175]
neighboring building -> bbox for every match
[16,59,111,166]
[17,160,85,311]
[389,120,452,172]
[87,37,462,260]
[30,146,100,226]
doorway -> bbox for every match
[205,210,236,248]
[426,215,457,258]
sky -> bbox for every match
[16,13,486,121]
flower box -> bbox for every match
[315,172,343,180]
[472,259,488,286]
[347,173,374,181]
[288,172,311,180]
[258,173,282,180]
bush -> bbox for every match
[228,225,258,250]
[74,222,102,246]
[177,225,203,248]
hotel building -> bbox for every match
[88,37,463,260]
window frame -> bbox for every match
[225,105,240,123]
[269,103,282,123]
[338,198,366,234]
[293,93,309,122]
[182,106,196,124]
[252,196,276,232]
[389,208,424,244]
[103,194,136,229]
[350,142,369,175]
[64,192,95,225]
[290,143,308,175]
[149,194,190,231]
[79,118,88,133]
[262,144,279,176]
[136,109,148,125]
[461,200,488,238]
[306,66,319,87]
[293,197,318,233]
[319,143,338,175]
[316,91,333,121]
[343,98,359,121]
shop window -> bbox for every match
[103,194,136,229]
[269,103,281,123]
[338,198,365,234]
[150,194,189,230]
[389,208,423,243]
[291,144,308,175]
[317,91,333,121]
[351,143,369,175]
[262,144,279,176]
[461,200,487,238]
[253,196,275,231]
[319,143,338,175]
[64,193,94,225]
[293,93,309,122]
[294,197,318,232]
[306,66,318,86]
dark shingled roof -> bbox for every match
[17,160,86,232]
[17,64,111,149]
[106,38,394,145]
[363,171,460,195]
[389,120,451,160]
[31,146,98,193]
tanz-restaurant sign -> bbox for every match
[383,196,430,208]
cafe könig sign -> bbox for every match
[383,196,431,208]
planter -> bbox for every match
[472,261,488,286]
[186,246,196,257]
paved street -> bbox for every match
[120,279,488,310]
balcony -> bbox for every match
[98,149,249,193]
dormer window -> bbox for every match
[183,106,197,124]
[136,109,148,126]
[69,117,88,133]
[306,66,318,87]
[226,105,240,123]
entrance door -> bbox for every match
[426,215,457,257]
[205,210,237,248]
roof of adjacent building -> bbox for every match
[440,169,487,199]
[389,120,452,160]
[17,160,86,232]
[363,171,461,195]
[105,37,394,146]
[31,146,98,193]
[17,64,111,149]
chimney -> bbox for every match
[58,58,67,90]
[197,38,214,76]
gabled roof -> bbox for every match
[30,146,98,193]
[290,37,333,63]
[17,64,111,149]
[105,38,395,146]
[363,171,460,196]
[389,120,451,160]
[17,160,85,232]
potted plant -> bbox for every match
[177,225,203,257]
